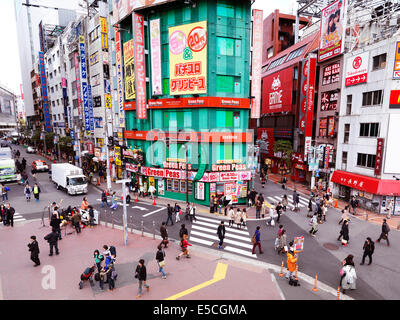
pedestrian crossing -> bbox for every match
[265,194,313,209]
[14,213,26,222]
[188,215,258,259]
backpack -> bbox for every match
[308,218,314,226]
[251,234,256,244]
[99,254,104,262]
[94,273,100,281]
[109,246,116,257]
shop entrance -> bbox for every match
[339,185,351,202]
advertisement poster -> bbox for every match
[150,19,162,95]
[257,128,275,157]
[158,179,164,195]
[374,138,384,176]
[345,51,369,86]
[320,91,338,111]
[133,13,147,119]
[196,182,205,201]
[74,52,81,116]
[318,0,347,62]
[304,56,317,161]
[169,21,207,95]
[123,39,135,100]
[294,236,304,251]
[262,67,293,114]
[322,62,340,85]
[393,41,400,79]
[114,146,121,166]
[250,9,263,119]
[115,28,125,127]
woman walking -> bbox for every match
[176,234,192,260]
[340,254,357,294]
[307,198,313,217]
[277,229,287,254]
[174,203,181,223]
[235,208,242,229]
[309,213,318,237]
[135,259,150,298]
[282,195,288,212]
[241,208,247,227]
[338,219,350,246]
[338,206,350,224]
[1,204,7,226]
[228,207,235,227]
[156,244,167,279]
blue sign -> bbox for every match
[88,84,94,132]
[79,41,87,80]
[70,130,75,140]
[39,51,52,132]
[82,82,90,131]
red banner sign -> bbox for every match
[375,138,384,176]
[389,90,400,108]
[148,97,250,109]
[328,116,335,136]
[133,13,147,119]
[261,67,293,114]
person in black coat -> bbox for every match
[217,221,226,249]
[44,228,59,256]
[360,237,375,265]
[179,224,188,240]
[50,213,62,240]
[337,220,350,245]
[376,219,390,246]
[165,204,174,226]
[6,203,15,227]
[27,235,40,267]
[135,259,149,298]
[159,222,169,248]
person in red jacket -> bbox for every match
[176,234,192,260]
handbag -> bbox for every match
[159,260,165,268]
[270,218,275,226]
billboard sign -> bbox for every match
[74,52,81,117]
[393,41,400,79]
[38,51,51,132]
[250,9,263,119]
[318,0,347,62]
[345,51,368,86]
[123,39,135,100]
[261,67,293,114]
[169,21,207,96]
[150,19,162,95]
[113,0,177,23]
[304,56,317,161]
[133,13,147,119]
[375,138,384,176]
[115,28,125,127]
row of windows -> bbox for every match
[343,122,380,143]
[345,90,384,115]
[342,152,376,169]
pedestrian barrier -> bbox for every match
[334,199,338,208]
[295,265,298,281]
[153,221,155,240]
[279,261,284,277]
[111,212,114,229]
[141,221,144,237]
[336,286,341,300]
[312,273,319,292]
[97,178,100,186]
[130,216,134,234]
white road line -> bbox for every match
[193,220,249,235]
[190,231,253,249]
[189,236,214,246]
[191,225,251,242]
[224,246,257,258]
[142,207,165,218]
[195,216,248,230]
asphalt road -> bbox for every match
[6,143,400,299]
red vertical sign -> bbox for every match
[374,138,384,176]
[251,9,263,119]
[303,56,317,161]
[134,13,147,120]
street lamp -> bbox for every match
[181,145,189,205]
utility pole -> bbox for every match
[116,178,130,246]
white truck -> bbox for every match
[0,159,17,182]
[51,163,88,195]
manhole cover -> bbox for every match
[323,243,340,250]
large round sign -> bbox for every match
[187,26,207,52]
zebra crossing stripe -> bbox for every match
[191,225,252,242]
[14,214,26,222]
[188,236,214,246]
[224,246,257,258]
[193,220,250,236]
[195,216,248,230]
[190,230,253,249]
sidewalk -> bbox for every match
[265,172,400,231]
[0,219,342,300]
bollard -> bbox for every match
[152,221,155,240]
[104,210,107,228]
[279,261,284,277]
[130,216,133,234]
[141,221,144,237]
[312,273,319,292]
[295,265,298,281]
[111,212,114,229]
[337,286,341,300]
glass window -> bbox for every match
[373,53,386,70]
[180,180,186,193]
[346,95,352,115]
[184,111,192,128]
[166,179,172,191]
[217,2,235,17]
[188,182,193,195]
[216,75,234,93]
[173,180,180,192]
[342,151,348,164]
[216,110,225,127]
[344,124,350,143]
[217,37,234,56]
[362,90,383,106]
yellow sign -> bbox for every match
[169,21,207,95]
[100,17,107,34]
[149,176,155,187]
[117,132,123,139]
[101,33,108,50]
[98,138,104,147]
[105,94,111,108]
[123,39,135,100]
[114,146,121,166]
[89,51,99,66]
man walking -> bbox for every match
[160,222,169,248]
[376,219,390,246]
[33,183,41,203]
[275,202,283,223]
[255,199,262,219]
[44,227,59,256]
[350,196,359,215]
[165,204,174,226]
[72,210,82,233]
[135,259,149,299]
[360,237,375,265]
[217,221,226,249]
[251,226,263,254]
[337,219,350,245]
[101,190,109,207]
[5,203,15,227]
[27,235,40,267]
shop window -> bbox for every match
[180,181,186,193]
[188,182,193,195]
[372,53,386,70]
[362,90,383,106]
[216,183,224,193]
[173,180,180,192]
[166,179,172,191]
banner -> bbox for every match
[262,67,292,114]
[318,0,347,62]
[257,128,275,157]
[123,39,135,100]
[345,51,368,86]
[375,138,384,176]
[169,21,207,95]
[88,85,94,132]
[150,19,162,96]
[115,28,125,127]
[133,13,147,119]
[74,52,81,117]
[38,51,51,132]
[113,0,177,23]
[304,56,317,161]
[250,9,263,119]
[195,182,205,200]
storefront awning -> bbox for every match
[330,170,400,196]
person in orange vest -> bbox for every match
[286,241,299,286]
[81,197,89,211]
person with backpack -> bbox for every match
[255,199,262,219]
[44,227,59,256]
[1,184,9,201]
[160,222,169,248]
[156,244,167,279]
[179,224,188,240]
[27,235,40,267]
[176,234,192,260]
[50,213,62,240]
[286,241,299,286]
[135,259,149,298]
[340,254,357,294]
[165,204,174,226]
[217,221,226,249]
[251,226,263,254]
[103,245,117,259]
[360,237,375,265]
[376,219,390,246]
[94,249,104,273]
[350,196,359,215]
[101,190,109,208]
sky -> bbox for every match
[0,0,296,96]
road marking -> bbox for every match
[224,246,257,258]
[196,215,249,230]
[193,220,249,235]
[188,236,214,246]
[191,225,251,242]
[131,206,148,211]
[190,230,253,249]
[165,262,228,300]
[142,207,165,218]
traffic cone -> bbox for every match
[334,199,338,208]
[97,178,100,186]
[106,190,109,196]
[153,198,156,205]
[135,194,139,202]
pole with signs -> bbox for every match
[116,178,130,246]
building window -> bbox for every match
[50,72,53,79]
[51,87,54,93]
[188,182,193,194]
[166,179,172,191]
[89,26,100,43]
[285,45,306,63]
[54,70,57,76]
[291,90,297,104]
[357,153,376,169]
[72,81,77,95]
[372,53,386,70]
[55,84,58,91]
[344,124,350,143]
[346,95,352,115]
[70,57,74,69]
[359,123,379,137]
[173,180,180,192]
[216,2,235,18]
[217,37,241,56]
[362,90,383,106]
[57,50,59,57]
[293,66,298,80]
[180,180,186,193]
[267,47,273,59]
[216,75,240,93]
